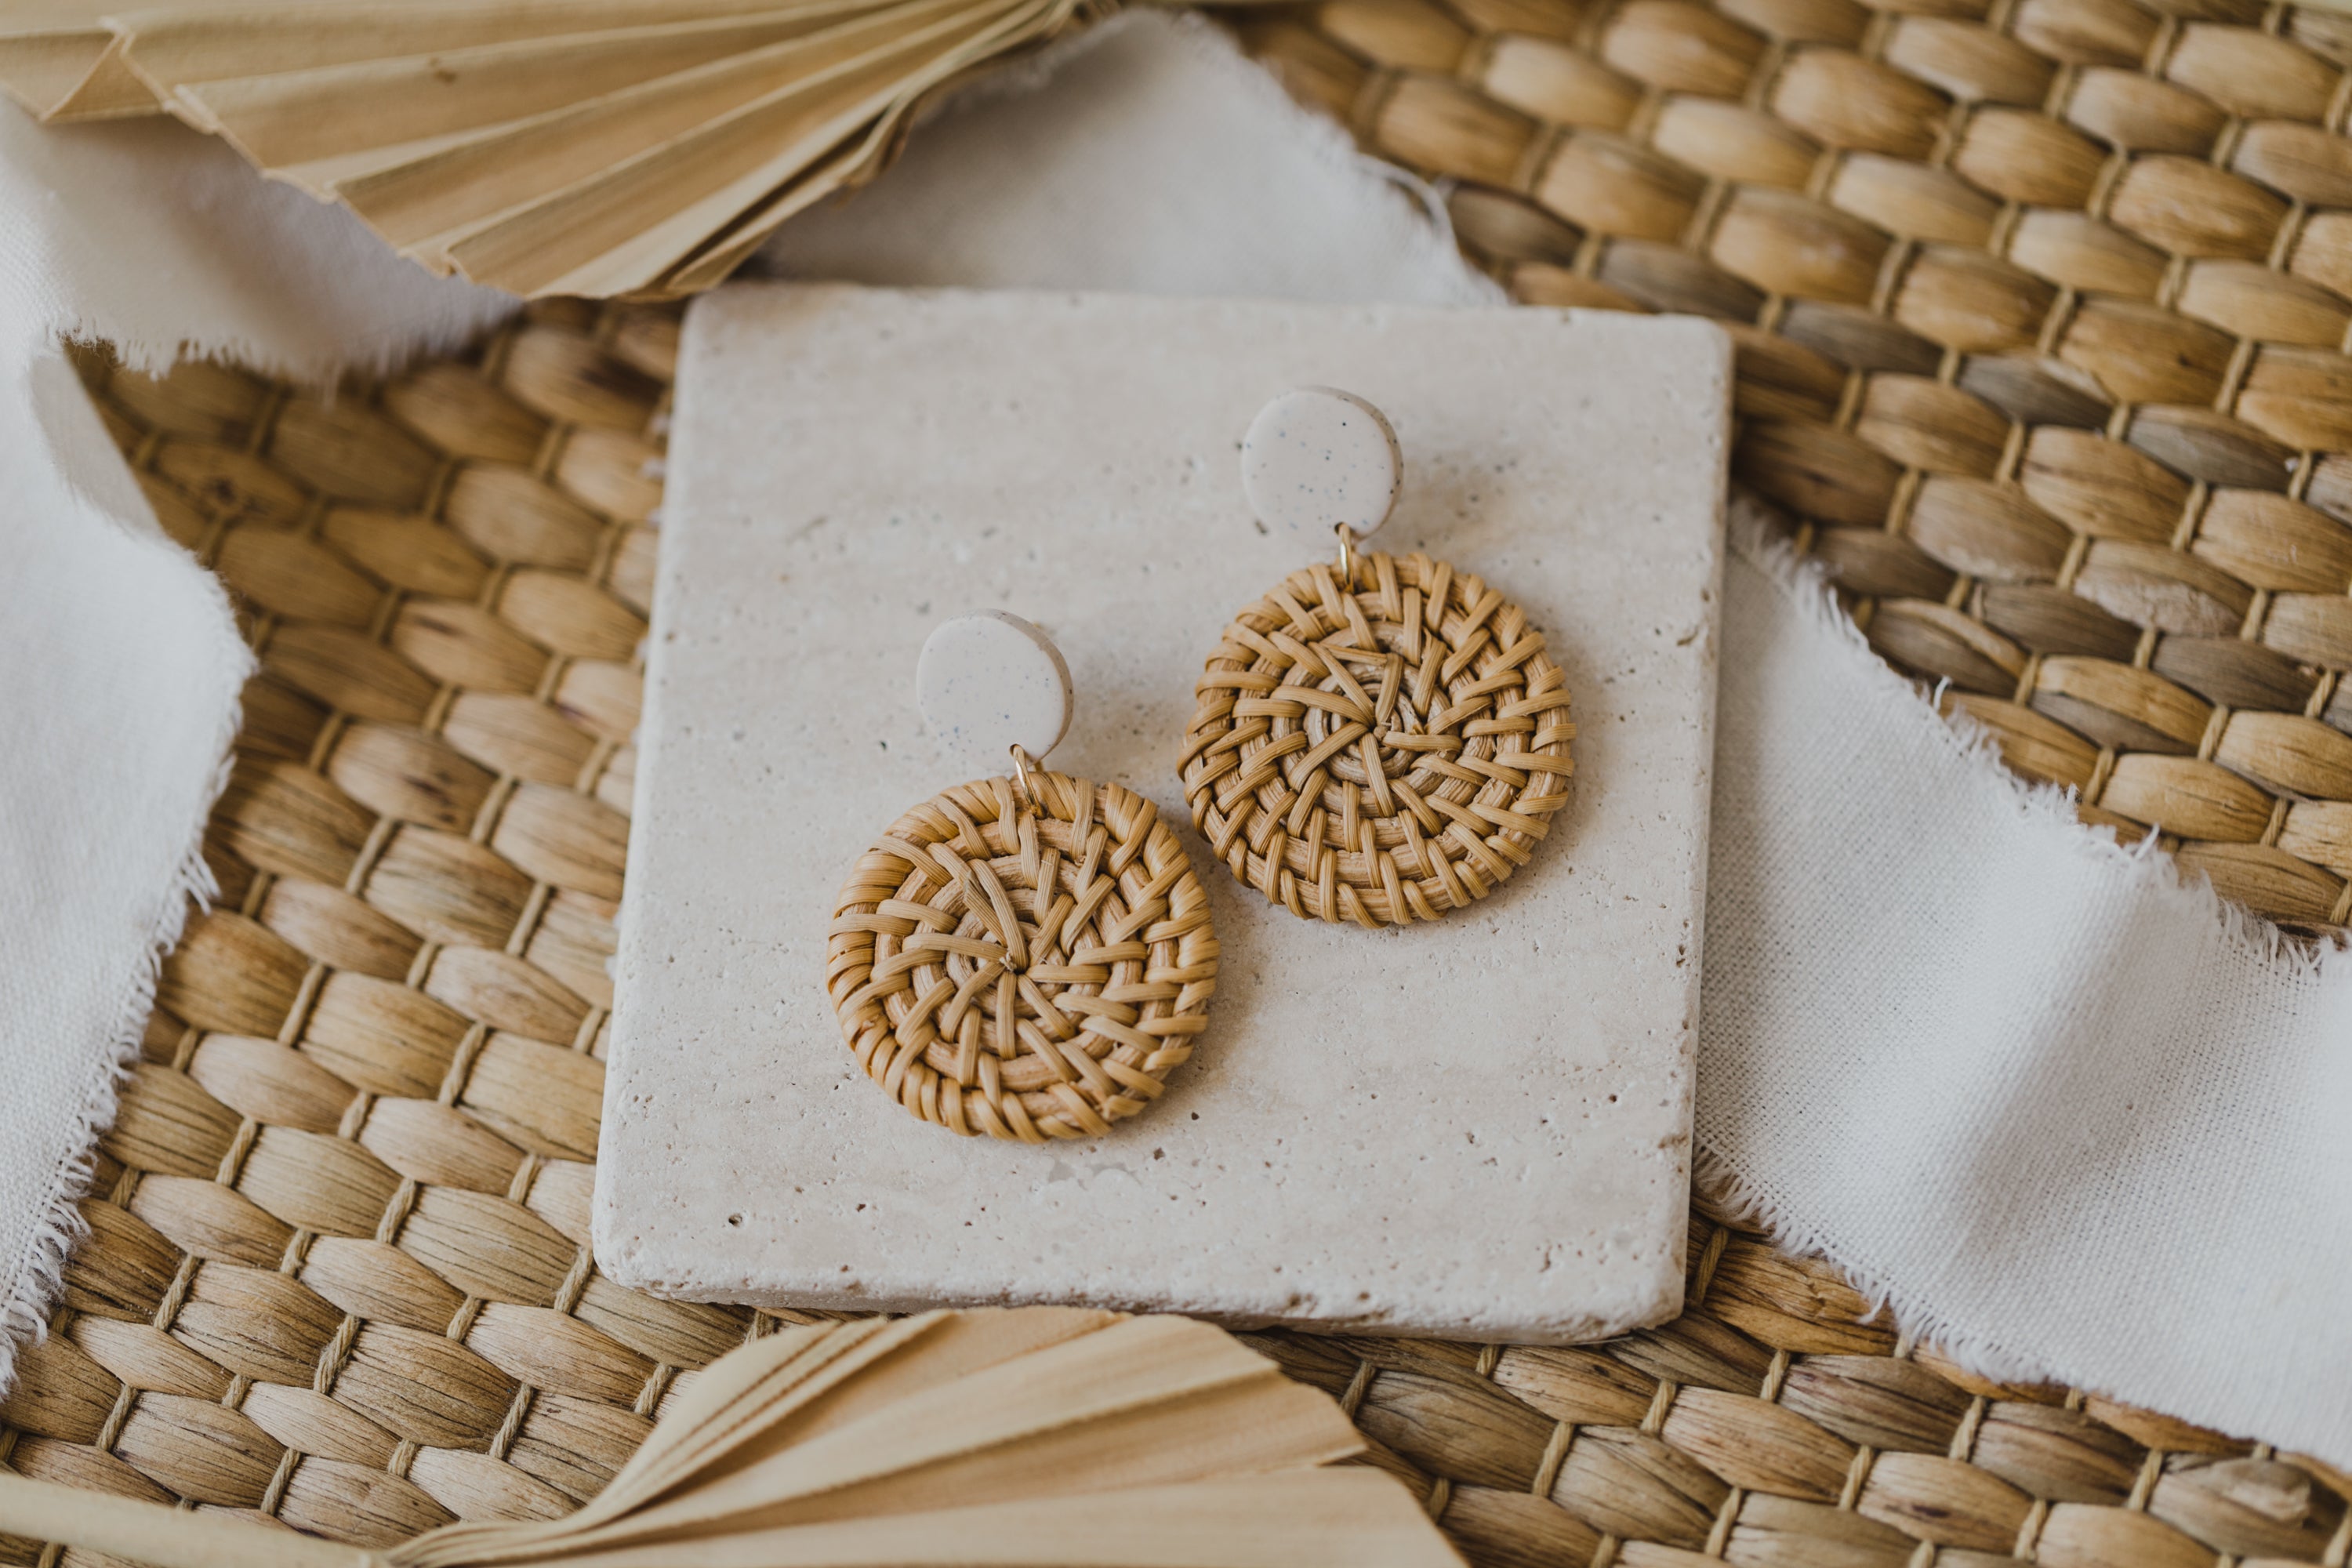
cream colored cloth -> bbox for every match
[1702,518,2352,1460]
[2,10,2348,1470]
[0,107,510,1384]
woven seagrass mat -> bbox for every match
[10,3,2352,1555]
[1241,0,2352,938]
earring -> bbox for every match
[1179,388,1575,927]
[826,612,1219,1142]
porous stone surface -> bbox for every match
[598,285,1729,1341]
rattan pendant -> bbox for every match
[1180,389,1577,927]
[826,614,1219,1141]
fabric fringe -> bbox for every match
[1710,494,2352,1401]
[0,339,257,1397]
[0,700,245,1396]
[1153,11,1501,310]
[753,11,1503,311]
[1158,6,1497,307]
[1687,1148,2061,1387]
[1728,495,2346,982]
[59,298,516,390]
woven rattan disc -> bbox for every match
[825,769,1218,1141]
[1181,548,1574,925]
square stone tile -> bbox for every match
[597,285,1728,1341]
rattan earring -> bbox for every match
[1178,388,1576,927]
[826,612,1219,1142]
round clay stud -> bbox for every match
[824,769,1219,1142]
[917,612,1073,767]
[1240,387,1402,544]
[1178,548,1575,927]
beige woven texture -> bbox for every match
[1241,0,2352,938]
[12,6,2352,1540]
[826,770,1219,1141]
[1180,548,1577,926]
[0,301,2340,1568]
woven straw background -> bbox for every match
[1243,0,2352,936]
[9,5,2352,1553]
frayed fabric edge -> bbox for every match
[1727,496,2347,984]
[55,292,519,391]
[806,10,1504,312]
[0,337,260,1399]
[1690,1148,2053,1388]
[0,662,249,1399]
[1708,495,2352,1436]
[1131,13,1503,310]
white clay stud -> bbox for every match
[916,612,1073,771]
[1240,386,1403,546]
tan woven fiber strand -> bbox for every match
[9,304,2348,1568]
[1180,547,1575,926]
[1239,0,2352,939]
[0,1311,1463,1568]
[825,770,1219,1141]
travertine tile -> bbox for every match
[597,285,1728,1341]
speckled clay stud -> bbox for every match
[826,613,1219,1142]
[1180,388,1576,927]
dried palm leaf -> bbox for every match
[0,0,1243,298]
[0,1308,1465,1566]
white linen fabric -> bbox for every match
[1703,519,2352,1462]
[2,9,2347,1466]
[0,107,510,1387]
